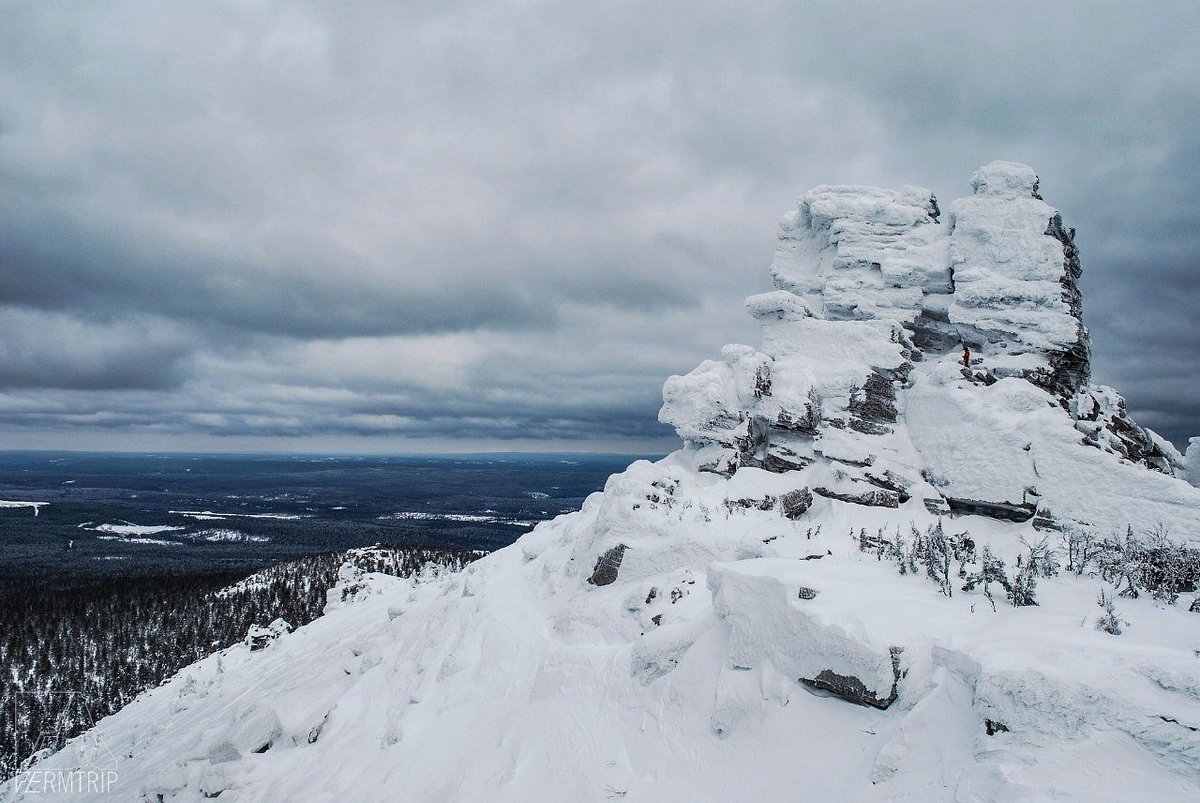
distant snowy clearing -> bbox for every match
[77,522,272,544]
[0,500,47,515]
[378,511,539,527]
[170,510,309,521]
[89,523,186,536]
[185,529,270,543]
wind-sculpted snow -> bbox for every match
[766,160,1089,400]
[11,164,1200,802]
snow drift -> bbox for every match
[9,163,1200,803]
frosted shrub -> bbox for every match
[1096,589,1125,635]
[1141,523,1200,605]
[1007,559,1038,607]
[801,387,824,433]
[1074,524,1200,603]
[1063,526,1097,575]
[1020,536,1060,578]
[919,521,954,597]
[962,545,1010,612]
[887,527,908,573]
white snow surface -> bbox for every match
[183,529,270,544]
[0,500,46,515]
[15,467,1200,801]
[89,523,186,536]
[170,510,309,521]
[12,164,1200,802]
[378,512,540,527]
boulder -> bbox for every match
[779,488,814,519]
[709,560,905,711]
[588,544,628,586]
[800,647,904,710]
[814,486,900,508]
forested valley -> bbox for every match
[0,544,481,778]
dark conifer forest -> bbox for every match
[0,544,479,779]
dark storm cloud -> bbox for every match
[0,310,190,391]
[0,1,1197,452]
[0,214,563,338]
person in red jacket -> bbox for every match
[961,341,971,368]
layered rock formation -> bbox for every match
[765,162,1089,400]
[662,161,1195,533]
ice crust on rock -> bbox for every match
[18,164,1200,803]
[1190,438,1200,488]
[765,160,1089,400]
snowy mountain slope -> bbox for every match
[9,163,1200,803]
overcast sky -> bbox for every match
[1,1,1197,455]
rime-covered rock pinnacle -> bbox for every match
[661,162,1193,532]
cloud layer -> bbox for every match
[2,1,1197,452]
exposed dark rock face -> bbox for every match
[763,444,811,473]
[246,619,292,652]
[753,364,771,398]
[733,416,771,469]
[1102,414,1173,472]
[864,470,912,503]
[1045,214,1083,320]
[1072,386,1181,474]
[815,486,900,508]
[945,497,1036,522]
[985,719,1010,736]
[1034,211,1092,402]
[726,495,777,512]
[799,646,904,710]
[797,586,819,600]
[775,407,820,437]
[1031,510,1061,532]
[780,488,814,520]
[588,544,628,586]
[911,307,961,353]
[923,497,952,516]
[247,629,275,652]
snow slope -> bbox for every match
[9,164,1200,803]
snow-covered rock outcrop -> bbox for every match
[766,162,1089,401]
[1190,438,1200,488]
[662,160,1197,534]
[11,164,1200,803]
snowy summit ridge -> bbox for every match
[12,164,1200,802]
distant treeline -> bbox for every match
[0,544,481,780]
